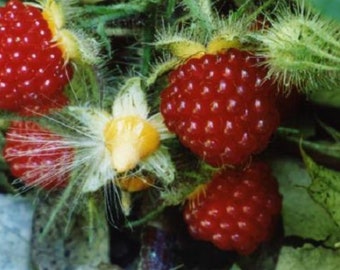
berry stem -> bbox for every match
[39,174,79,240]
[125,204,167,228]
[85,196,106,244]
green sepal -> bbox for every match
[154,37,205,59]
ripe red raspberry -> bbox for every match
[160,48,280,167]
[183,161,282,255]
[3,121,74,190]
[0,0,73,115]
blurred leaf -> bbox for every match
[317,119,340,142]
[270,157,339,241]
[0,132,9,171]
[307,0,340,21]
[301,148,340,227]
[230,263,242,270]
[276,244,340,270]
[0,195,34,270]
[0,172,15,194]
[309,89,340,108]
[31,194,113,269]
[0,132,13,193]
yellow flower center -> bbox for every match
[104,116,160,173]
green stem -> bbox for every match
[277,127,340,160]
[140,6,157,77]
[125,204,167,228]
[87,196,96,244]
[39,176,78,240]
[78,1,155,29]
[81,3,147,17]
[105,27,139,37]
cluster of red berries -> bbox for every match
[0,0,72,115]
[1,1,74,189]
[0,0,283,257]
[160,48,282,254]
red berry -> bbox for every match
[183,161,282,255]
[3,121,74,190]
[19,90,69,116]
[160,48,280,167]
[0,0,73,115]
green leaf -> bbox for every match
[65,63,102,106]
[277,127,340,161]
[276,244,340,270]
[307,0,340,21]
[309,89,340,108]
[301,148,340,227]
[270,157,338,241]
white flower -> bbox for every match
[65,77,175,192]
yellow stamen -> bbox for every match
[187,183,208,209]
[104,116,160,173]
